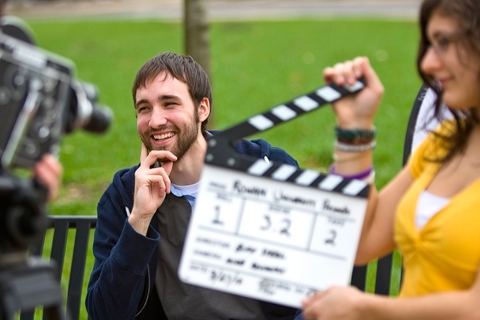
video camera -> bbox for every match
[0,16,112,259]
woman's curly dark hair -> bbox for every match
[417,0,480,162]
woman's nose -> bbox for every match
[420,46,443,75]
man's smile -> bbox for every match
[153,132,175,141]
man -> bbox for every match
[86,52,300,320]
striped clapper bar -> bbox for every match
[178,80,370,308]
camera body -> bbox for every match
[0,31,72,168]
[0,22,112,169]
[0,17,112,257]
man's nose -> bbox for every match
[149,107,168,128]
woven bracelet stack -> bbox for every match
[334,126,376,152]
[330,126,376,184]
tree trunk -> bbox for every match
[183,0,215,128]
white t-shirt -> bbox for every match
[410,88,450,152]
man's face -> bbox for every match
[135,72,200,161]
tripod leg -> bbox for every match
[0,258,69,320]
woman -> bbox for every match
[302,0,480,319]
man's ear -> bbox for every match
[198,97,210,122]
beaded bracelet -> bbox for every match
[329,165,375,184]
[334,140,376,152]
[335,126,376,141]
[337,136,375,145]
[329,165,372,179]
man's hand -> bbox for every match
[128,143,177,235]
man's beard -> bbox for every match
[141,119,199,162]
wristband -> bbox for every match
[329,165,375,184]
[329,165,373,180]
[334,140,376,152]
[335,126,376,140]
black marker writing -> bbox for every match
[260,215,291,237]
[251,263,285,274]
[210,269,243,286]
[262,249,285,259]
[274,190,315,207]
[323,200,350,214]
[226,258,245,266]
[236,244,256,254]
[233,181,266,197]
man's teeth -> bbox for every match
[153,133,174,140]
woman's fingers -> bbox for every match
[324,57,369,87]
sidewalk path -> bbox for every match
[5,0,422,21]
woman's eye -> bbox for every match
[437,37,449,51]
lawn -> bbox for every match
[22,17,421,319]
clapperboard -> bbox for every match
[178,80,369,308]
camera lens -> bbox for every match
[82,105,113,134]
[66,80,113,135]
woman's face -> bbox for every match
[420,11,480,109]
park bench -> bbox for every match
[20,215,96,320]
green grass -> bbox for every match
[21,17,421,319]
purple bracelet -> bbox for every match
[329,165,373,180]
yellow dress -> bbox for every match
[394,122,480,297]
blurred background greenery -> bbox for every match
[22,16,421,319]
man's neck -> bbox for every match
[169,133,207,186]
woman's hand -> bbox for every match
[302,286,367,320]
[323,56,384,129]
